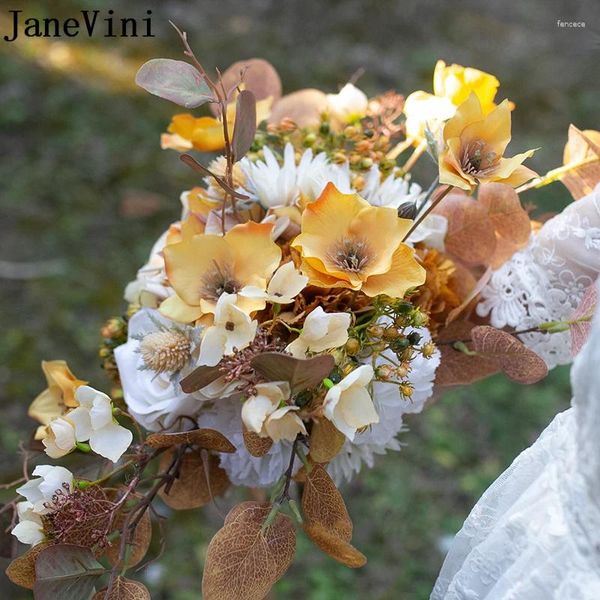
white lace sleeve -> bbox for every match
[476,184,600,368]
[431,279,600,599]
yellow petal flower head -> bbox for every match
[291,183,425,298]
[161,114,226,152]
[161,221,282,323]
[404,60,501,143]
[28,360,87,439]
[439,93,537,192]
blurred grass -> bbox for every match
[0,0,596,597]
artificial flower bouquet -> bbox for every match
[4,24,600,600]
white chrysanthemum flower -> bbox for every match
[114,308,209,432]
[328,326,440,484]
[362,167,422,209]
[239,143,352,209]
[198,397,299,488]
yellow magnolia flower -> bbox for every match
[161,97,273,153]
[291,183,425,297]
[160,222,281,323]
[439,93,537,192]
[404,60,501,143]
[28,361,87,440]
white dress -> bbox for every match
[432,278,600,599]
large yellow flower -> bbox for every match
[28,361,87,440]
[161,222,281,323]
[291,183,425,297]
[404,60,501,143]
[439,93,537,192]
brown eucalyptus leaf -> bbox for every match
[93,576,151,600]
[471,326,548,384]
[570,284,597,356]
[33,544,105,600]
[561,126,600,200]
[243,427,273,457]
[268,89,328,128]
[146,428,235,453]
[202,502,296,600]
[479,183,531,245]
[302,464,352,541]
[180,365,222,393]
[135,59,213,108]
[303,524,366,568]
[435,321,499,386]
[219,58,282,107]
[309,419,346,463]
[5,542,51,589]
[105,505,152,568]
[251,352,335,394]
[158,449,230,510]
[179,155,249,200]
[232,90,257,162]
[434,192,497,266]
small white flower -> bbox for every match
[16,465,73,513]
[323,365,379,441]
[43,417,78,459]
[43,387,132,463]
[241,382,306,443]
[12,502,44,545]
[286,307,351,357]
[240,262,308,305]
[326,83,369,123]
[199,293,258,366]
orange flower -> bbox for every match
[161,114,226,152]
[291,183,425,298]
[161,222,281,323]
[439,93,537,192]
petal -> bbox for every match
[89,423,133,463]
[460,99,512,156]
[191,117,226,152]
[362,243,426,297]
[337,386,380,430]
[159,294,204,324]
[488,150,537,180]
[28,388,63,427]
[265,407,307,442]
[16,479,44,506]
[42,360,87,407]
[443,92,483,141]
[241,394,275,435]
[198,326,227,367]
[12,519,45,545]
[90,394,114,430]
[164,234,233,306]
[225,222,282,286]
[494,162,538,188]
[65,407,92,442]
[266,262,308,302]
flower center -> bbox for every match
[140,331,191,373]
[199,261,240,301]
[329,238,371,273]
[461,140,498,177]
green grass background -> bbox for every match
[1,0,598,597]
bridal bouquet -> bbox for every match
[5,25,599,600]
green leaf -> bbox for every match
[232,90,257,162]
[135,59,214,108]
[33,544,105,600]
[250,353,335,394]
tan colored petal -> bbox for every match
[362,243,426,298]
[159,294,204,324]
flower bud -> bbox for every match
[422,342,436,358]
[345,338,361,356]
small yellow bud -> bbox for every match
[345,338,361,356]
[376,364,394,380]
[367,325,384,338]
[395,364,410,378]
[399,383,413,398]
[383,327,400,340]
[422,342,436,358]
